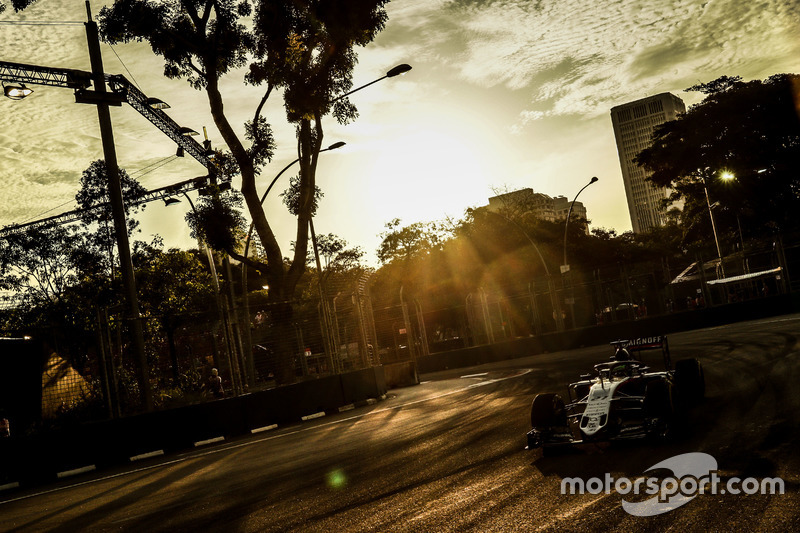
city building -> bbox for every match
[486,189,589,232]
[610,92,686,233]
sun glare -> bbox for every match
[366,128,490,225]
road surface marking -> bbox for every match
[461,372,488,379]
[301,412,326,421]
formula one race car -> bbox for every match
[526,336,704,450]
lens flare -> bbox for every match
[325,468,347,490]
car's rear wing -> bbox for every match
[610,336,671,370]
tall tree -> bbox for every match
[314,233,365,274]
[0,225,81,306]
[377,219,445,266]
[75,159,148,276]
[134,244,216,381]
[99,0,390,383]
[0,0,35,14]
[635,74,800,242]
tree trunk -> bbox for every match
[272,301,297,385]
[166,324,179,382]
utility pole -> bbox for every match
[84,2,152,410]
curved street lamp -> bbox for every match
[242,63,411,378]
[562,176,598,274]
[239,141,346,379]
[329,64,411,104]
[485,210,564,332]
[242,141,346,260]
[701,171,725,279]
[561,176,597,330]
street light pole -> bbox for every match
[329,64,411,104]
[561,176,598,330]
[562,176,598,274]
[486,210,564,332]
[239,142,345,381]
[240,63,410,378]
[720,170,750,274]
[85,3,152,410]
[240,142,346,282]
[702,173,725,278]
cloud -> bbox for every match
[396,0,800,127]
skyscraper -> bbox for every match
[610,93,685,233]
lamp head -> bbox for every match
[386,64,412,77]
[4,83,33,100]
[590,176,599,184]
[146,97,170,110]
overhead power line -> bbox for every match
[0,21,84,26]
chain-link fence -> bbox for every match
[11,237,800,432]
[369,238,798,354]
[21,272,382,429]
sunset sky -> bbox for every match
[1,0,798,265]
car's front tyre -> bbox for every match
[530,393,567,428]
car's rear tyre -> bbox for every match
[644,380,673,440]
[675,358,705,407]
[530,393,566,428]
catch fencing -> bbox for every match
[25,237,800,428]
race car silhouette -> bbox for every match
[526,336,704,450]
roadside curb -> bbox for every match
[0,394,388,493]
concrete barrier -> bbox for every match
[382,361,419,389]
[417,294,799,374]
[0,366,387,487]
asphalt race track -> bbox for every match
[2,315,800,532]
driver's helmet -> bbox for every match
[611,363,629,379]
[612,347,632,361]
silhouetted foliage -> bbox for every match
[636,73,800,244]
[185,188,247,254]
[0,225,82,305]
[75,159,147,274]
[99,1,392,384]
[281,175,322,216]
[0,0,36,14]
[372,194,688,313]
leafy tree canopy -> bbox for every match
[636,73,800,236]
[74,159,147,271]
[0,225,82,306]
[313,233,365,274]
[0,0,35,14]
[377,218,447,265]
[185,187,247,253]
[98,0,391,309]
[133,244,216,323]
